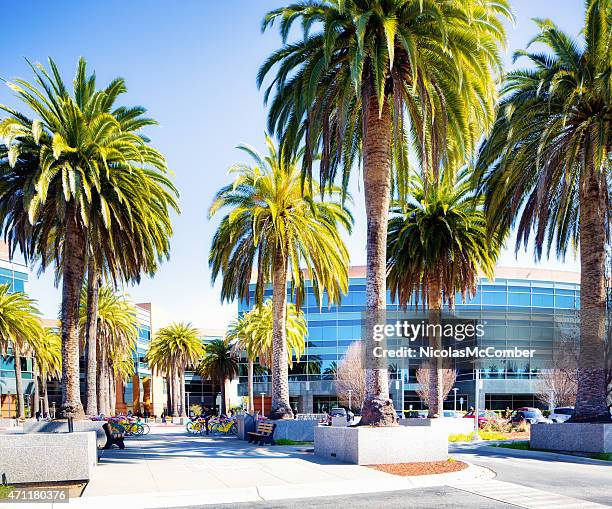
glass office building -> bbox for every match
[0,244,34,418]
[238,266,580,413]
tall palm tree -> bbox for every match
[259,0,511,425]
[146,322,203,417]
[0,58,178,418]
[476,0,611,422]
[209,136,351,419]
[34,328,62,417]
[387,170,499,416]
[199,339,239,416]
[0,284,42,418]
[80,286,138,415]
[227,313,256,413]
[242,299,307,374]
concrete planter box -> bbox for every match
[24,419,107,449]
[270,419,319,442]
[237,414,256,440]
[530,423,612,453]
[315,425,448,465]
[0,431,97,483]
[400,417,474,437]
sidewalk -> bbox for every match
[74,427,491,507]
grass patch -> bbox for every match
[494,440,530,450]
[274,439,313,446]
[448,431,507,442]
[493,442,612,461]
[0,485,14,500]
[591,452,612,461]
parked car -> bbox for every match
[327,407,354,425]
[443,410,463,418]
[463,410,499,428]
[549,407,574,423]
[510,407,552,425]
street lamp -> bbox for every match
[260,392,266,418]
[452,388,458,412]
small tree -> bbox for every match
[536,336,579,408]
[336,343,365,412]
[416,362,456,414]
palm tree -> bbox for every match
[145,322,203,417]
[0,58,178,418]
[80,286,138,415]
[34,328,62,417]
[0,284,42,418]
[476,0,611,422]
[387,170,499,416]
[259,0,512,425]
[199,339,239,416]
[242,299,307,373]
[227,313,256,413]
[209,136,351,419]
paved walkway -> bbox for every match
[61,428,610,509]
[75,427,490,507]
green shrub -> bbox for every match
[274,439,313,446]
[0,485,14,500]
[448,430,507,442]
[494,441,530,450]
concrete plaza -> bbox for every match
[78,426,486,507]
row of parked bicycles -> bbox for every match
[186,416,237,436]
[91,415,151,437]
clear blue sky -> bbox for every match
[0,1,584,328]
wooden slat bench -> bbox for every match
[247,422,276,445]
[103,422,125,450]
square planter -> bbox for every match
[530,423,612,453]
[314,425,447,465]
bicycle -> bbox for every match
[209,417,237,436]
[186,418,207,435]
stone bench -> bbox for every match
[0,431,97,484]
[24,419,107,449]
[270,419,319,442]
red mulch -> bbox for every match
[502,431,530,440]
[368,460,468,476]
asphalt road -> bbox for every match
[171,443,612,508]
[450,443,612,506]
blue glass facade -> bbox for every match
[0,261,33,417]
[238,267,580,412]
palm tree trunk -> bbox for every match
[41,378,49,417]
[165,375,172,417]
[573,167,611,421]
[60,204,86,419]
[270,251,293,419]
[248,359,254,413]
[220,377,227,415]
[13,348,25,419]
[97,346,109,415]
[180,370,187,417]
[359,91,397,426]
[171,368,179,416]
[427,276,443,418]
[109,368,116,416]
[85,262,99,416]
[33,358,40,417]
